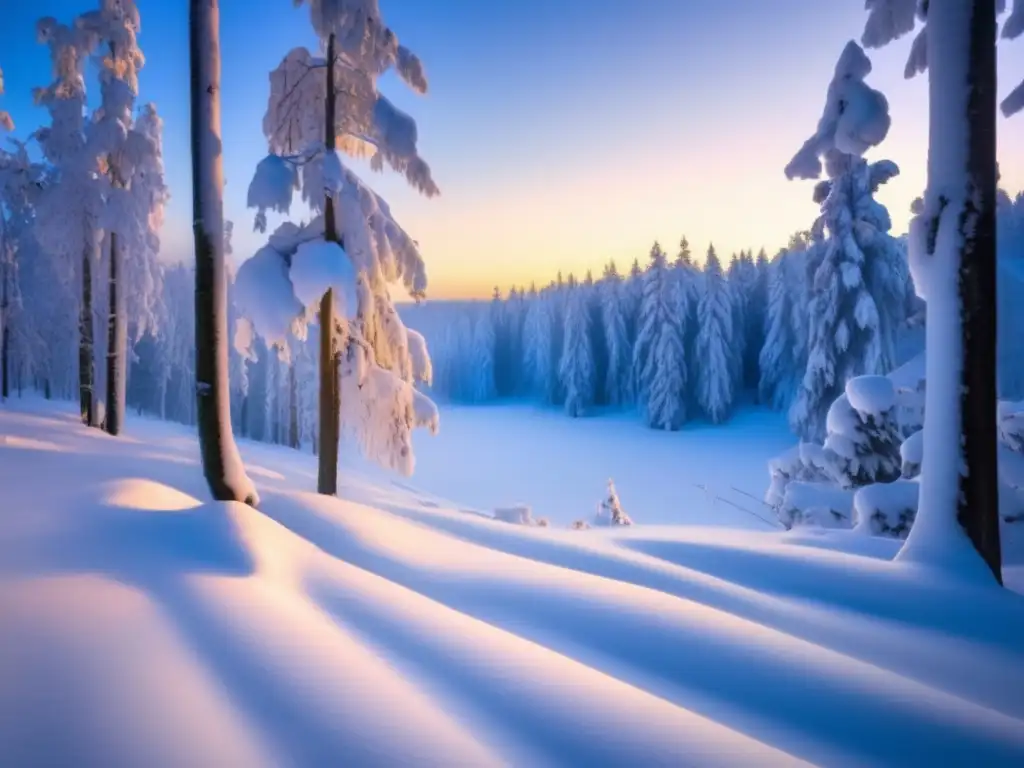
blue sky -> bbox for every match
[3,0,1023,297]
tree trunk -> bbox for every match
[190,0,257,505]
[79,243,94,425]
[289,361,299,449]
[105,232,125,436]
[1,263,9,402]
[957,0,1001,581]
[317,32,341,495]
[901,0,1001,582]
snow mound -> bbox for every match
[99,478,202,512]
[853,480,919,538]
[289,240,358,317]
[846,375,896,417]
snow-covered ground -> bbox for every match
[408,403,793,529]
[2,398,1024,767]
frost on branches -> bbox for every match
[234,0,440,476]
[695,246,735,424]
[785,41,906,442]
[595,480,633,527]
[559,285,595,418]
[632,243,687,429]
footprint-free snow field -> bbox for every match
[2,399,1023,767]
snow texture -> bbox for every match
[853,480,920,538]
[289,240,358,318]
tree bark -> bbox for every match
[79,242,94,425]
[289,361,299,449]
[317,32,341,495]
[903,0,1002,582]
[104,232,126,435]
[190,0,257,505]
[957,0,1002,581]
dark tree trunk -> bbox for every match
[105,232,125,435]
[190,0,257,505]
[957,0,1002,582]
[79,244,94,425]
[317,32,341,496]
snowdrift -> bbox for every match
[2,400,1024,767]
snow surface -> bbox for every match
[2,398,1024,766]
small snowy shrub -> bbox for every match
[822,377,902,489]
[493,505,538,526]
[853,480,919,539]
[779,481,853,530]
[594,480,633,526]
[571,520,592,530]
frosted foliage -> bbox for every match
[470,313,496,403]
[601,271,631,406]
[759,255,800,410]
[785,42,891,180]
[853,480,919,538]
[822,390,903,489]
[248,155,297,231]
[780,482,853,530]
[696,248,735,424]
[862,0,917,49]
[523,295,555,400]
[1000,400,1024,453]
[289,240,358,317]
[559,287,595,418]
[233,246,304,349]
[594,480,633,527]
[406,328,432,385]
[260,42,436,195]
[789,157,903,442]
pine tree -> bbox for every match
[559,286,595,417]
[470,311,496,402]
[633,243,687,429]
[758,252,800,409]
[696,246,735,423]
[600,261,631,406]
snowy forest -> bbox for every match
[4,1,1024,765]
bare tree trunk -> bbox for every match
[317,32,341,495]
[79,243,94,425]
[105,232,125,435]
[190,0,257,505]
[957,0,1001,581]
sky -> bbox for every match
[2,0,1024,299]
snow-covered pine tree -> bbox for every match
[725,253,747,393]
[673,237,700,409]
[595,479,633,526]
[785,41,903,443]
[758,251,800,409]
[624,256,645,397]
[521,283,552,400]
[822,376,903,489]
[583,270,607,405]
[746,249,770,393]
[470,310,496,403]
[633,242,687,429]
[861,0,1024,581]
[237,0,440,483]
[559,284,595,417]
[696,245,735,423]
[600,261,631,406]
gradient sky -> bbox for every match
[3,0,1024,298]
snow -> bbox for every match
[853,480,920,537]
[288,240,358,318]
[845,374,895,416]
[2,398,1024,765]
[232,245,304,349]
